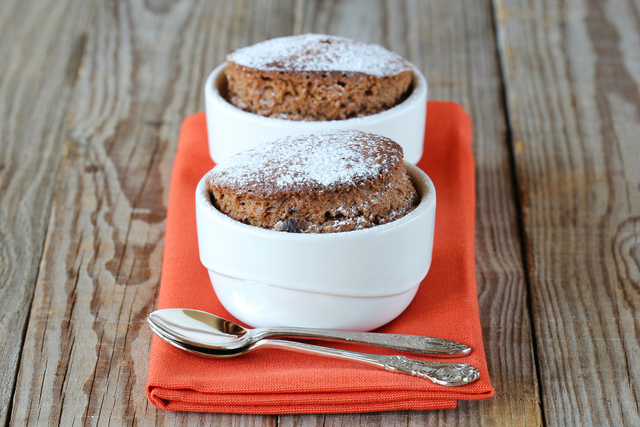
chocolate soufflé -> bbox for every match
[225,34,413,121]
[205,130,419,233]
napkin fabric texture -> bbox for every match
[146,101,494,413]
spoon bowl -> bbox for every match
[148,308,471,357]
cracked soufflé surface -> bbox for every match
[224,34,413,121]
[205,130,419,233]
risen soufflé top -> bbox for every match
[205,130,419,233]
[224,34,413,121]
[226,33,412,77]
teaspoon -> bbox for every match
[148,308,471,357]
[148,318,480,387]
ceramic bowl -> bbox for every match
[194,162,436,331]
[204,63,428,164]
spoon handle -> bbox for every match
[256,327,471,357]
[257,339,480,387]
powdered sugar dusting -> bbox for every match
[227,34,411,77]
[206,130,403,195]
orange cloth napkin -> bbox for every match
[146,101,494,413]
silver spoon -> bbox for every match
[148,318,480,387]
[148,308,471,357]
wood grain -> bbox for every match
[8,0,293,425]
[0,0,94,425]
[495,0,640,424]
[281,0,541,425]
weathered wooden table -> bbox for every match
[2,0,639,425]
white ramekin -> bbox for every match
[195,162,436,331]
[204,63,428,164]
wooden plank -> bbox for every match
[494,0,640,425]
[280,0,541,425]
[0,0,95,425]
[9,0,294,425]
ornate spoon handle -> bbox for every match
[257,340,480,387]
[256,327,472,357]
